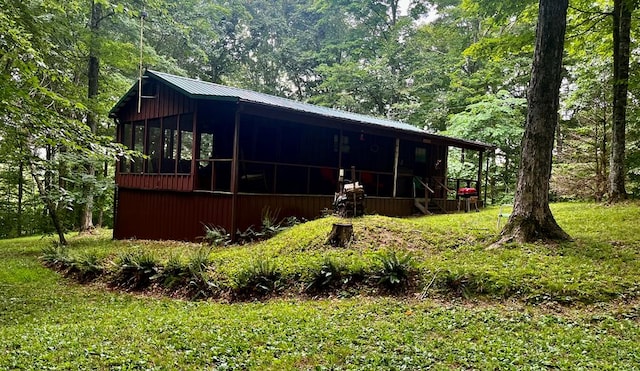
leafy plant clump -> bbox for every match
[112,251,160,290]
[233,258,282,298]
[235,208,302,244]
[305,257,348,293]
[185,248,217,297]
[156,253,188,289]
[374,250,416,291]
[67,252,103,282]
[41,245,103,282]
[201,224,232,247]
[40,243,71,268]
[260,207,301,239]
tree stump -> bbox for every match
[327,223,353,247]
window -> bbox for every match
[162,116,178,173]
[120,122,132,173]
[141,81,157,97]
[146,119,161,173]
[415,147,427,163]
[118,114,195,175]
[178,114,193,173]
[333,134,350,153]
[199,132,214,163]
[132,121,145,173]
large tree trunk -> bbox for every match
[609,0,633,202]
[80,0,102,232]
[499,0,571,243]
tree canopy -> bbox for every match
[0,0,638,241]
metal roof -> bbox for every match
[110,70,493,150]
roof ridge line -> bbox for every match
[146,69,407,126]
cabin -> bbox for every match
[109,70,493,241]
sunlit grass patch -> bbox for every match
[23,202,640,304]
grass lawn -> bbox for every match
[1,202,639,369]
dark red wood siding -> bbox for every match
[115,189,232,241]
[366,197,414,216]
[116,174,193,192]
[235,195,418,231]
[115,190,473,242]
[236,194,334,229]
[117,83,198,123]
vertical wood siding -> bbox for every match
[115,192,473,242]
[117,84,197,123]
[115,189,232,241]
[366,197,415,216]
[235,195,417,231]
[116,174,193,191]
[236,194,334,229]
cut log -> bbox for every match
[327,223,353,247]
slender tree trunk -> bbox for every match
[503,156,510,194]
[29,161,67,245]
[45,145,52,192]
[96,158,108,228]
[390,0,399,25]
[594,116,602,201]
[498,0,571,243]
[600,115,608,200]
[17,160,24,237]
[609,0,633,202]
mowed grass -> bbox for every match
[1,202,640,369]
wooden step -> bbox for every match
[414,198,432,215]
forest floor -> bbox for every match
[1,202,639,369]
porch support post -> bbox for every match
[230,107,241,240]
[190,106,198,178]
[476,150,484,205]
[142,118,148,173]
[484,150,491,206]
[392,138,400,198]
[338,127,344,170]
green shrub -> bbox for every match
[41,244,104,281]
[201,224,231,246]
[235,225,260,244]
[375,250,416,291]
[156,253,188,289]
[234,258,281,296]
[235,208,302,244]
[186,248,216,297]
[305,257,347,293]
[68,252,103,282]
[40,244,71,268]
[187,248,210,274]
[441,270,479,298]
[439,270,516,299]
[112,251,159,290]
[260,207,300,239]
